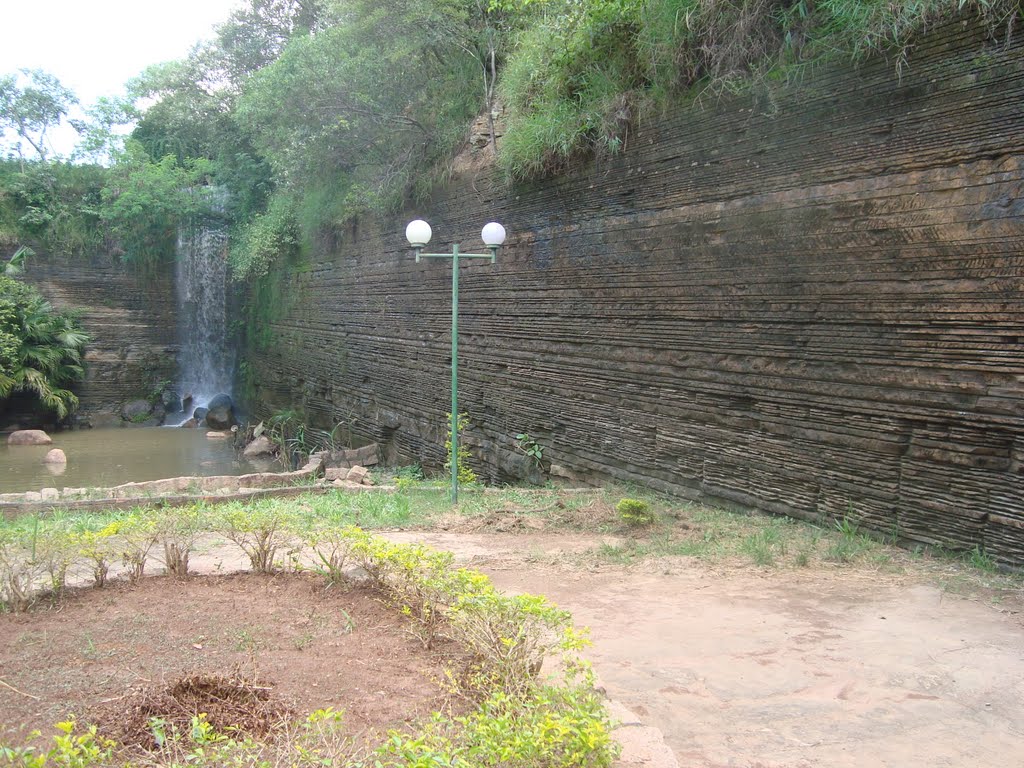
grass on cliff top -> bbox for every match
[498,0,1023,180]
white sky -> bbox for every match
[1,0,245,158]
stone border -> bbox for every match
[0,456,347,519]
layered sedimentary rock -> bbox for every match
[22,250,178,420]
[247,18,1024,563]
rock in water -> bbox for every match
[43,448,67,464]
[205,393,236,430]
[161,389,183,413]
[243,435,276,458]
[7,429,53,446]
[121,399,153,423]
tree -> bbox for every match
[213,0,330,89]
[0,272,88,419]
[100,141,216,264]
[70,96,138,164]
[3,245,33,276]
[235,0,482,211]
[0,69,78,167]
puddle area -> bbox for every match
[1,427,269,494]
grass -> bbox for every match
[498,0,1023,180]
[3,483,1020,606]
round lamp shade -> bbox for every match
[406,219,432,247]
[481,222,507,247]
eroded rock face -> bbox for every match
[7,430,53,446]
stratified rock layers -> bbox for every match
[248,19,1023,563]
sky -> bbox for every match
[1,0,245,157]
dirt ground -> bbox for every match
[0,572,465,749]
[2,529,1022,768]
[387,531,1024,768]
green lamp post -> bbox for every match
[406,218,507,504]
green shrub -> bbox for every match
[0,506,619,768]
[616,497,655,527]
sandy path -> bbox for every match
[384,531,1024,768]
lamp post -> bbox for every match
[406,219,506,504]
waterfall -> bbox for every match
[175,203,233,413]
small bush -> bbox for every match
[617,498,655,527]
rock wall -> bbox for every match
[21,250,178,421]
[247,18,1024,563]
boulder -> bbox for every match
[207,393,233,411]
[180,417,199,428]
[7,429,53,446]
[40,487,60,501]
[243,435,276,458]
[193,407,209,421]
[161,389,183,413]
[121,399,153,423]
[205,393,236,430]
[43,448,67,464]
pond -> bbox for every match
[1,427,273,495]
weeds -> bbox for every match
[219,500,295,573]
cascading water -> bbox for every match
[174,198,234,417]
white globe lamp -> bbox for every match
[405,219,432,247]
[481,222,506,247]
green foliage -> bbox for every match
[228,192,298,279]
[235,0,482,219]
[498,0,1022,179]
[616,497,654,527]
[219,498,296,572]
[263,409,351,466]
[0,720,115,767]
[515,432,545,468]
[0,272,89,419]
[377,675,618,767]
[964,545,997,573]
[0,69,77,164]
[99,142,218,265]
[0,160,107,256]
[740,521,788,566]
[445,412,478,486]
[0,506,618,768]
[824,514,871,562]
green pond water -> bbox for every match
[1,427,271,495]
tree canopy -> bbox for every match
[0,69,77,166]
